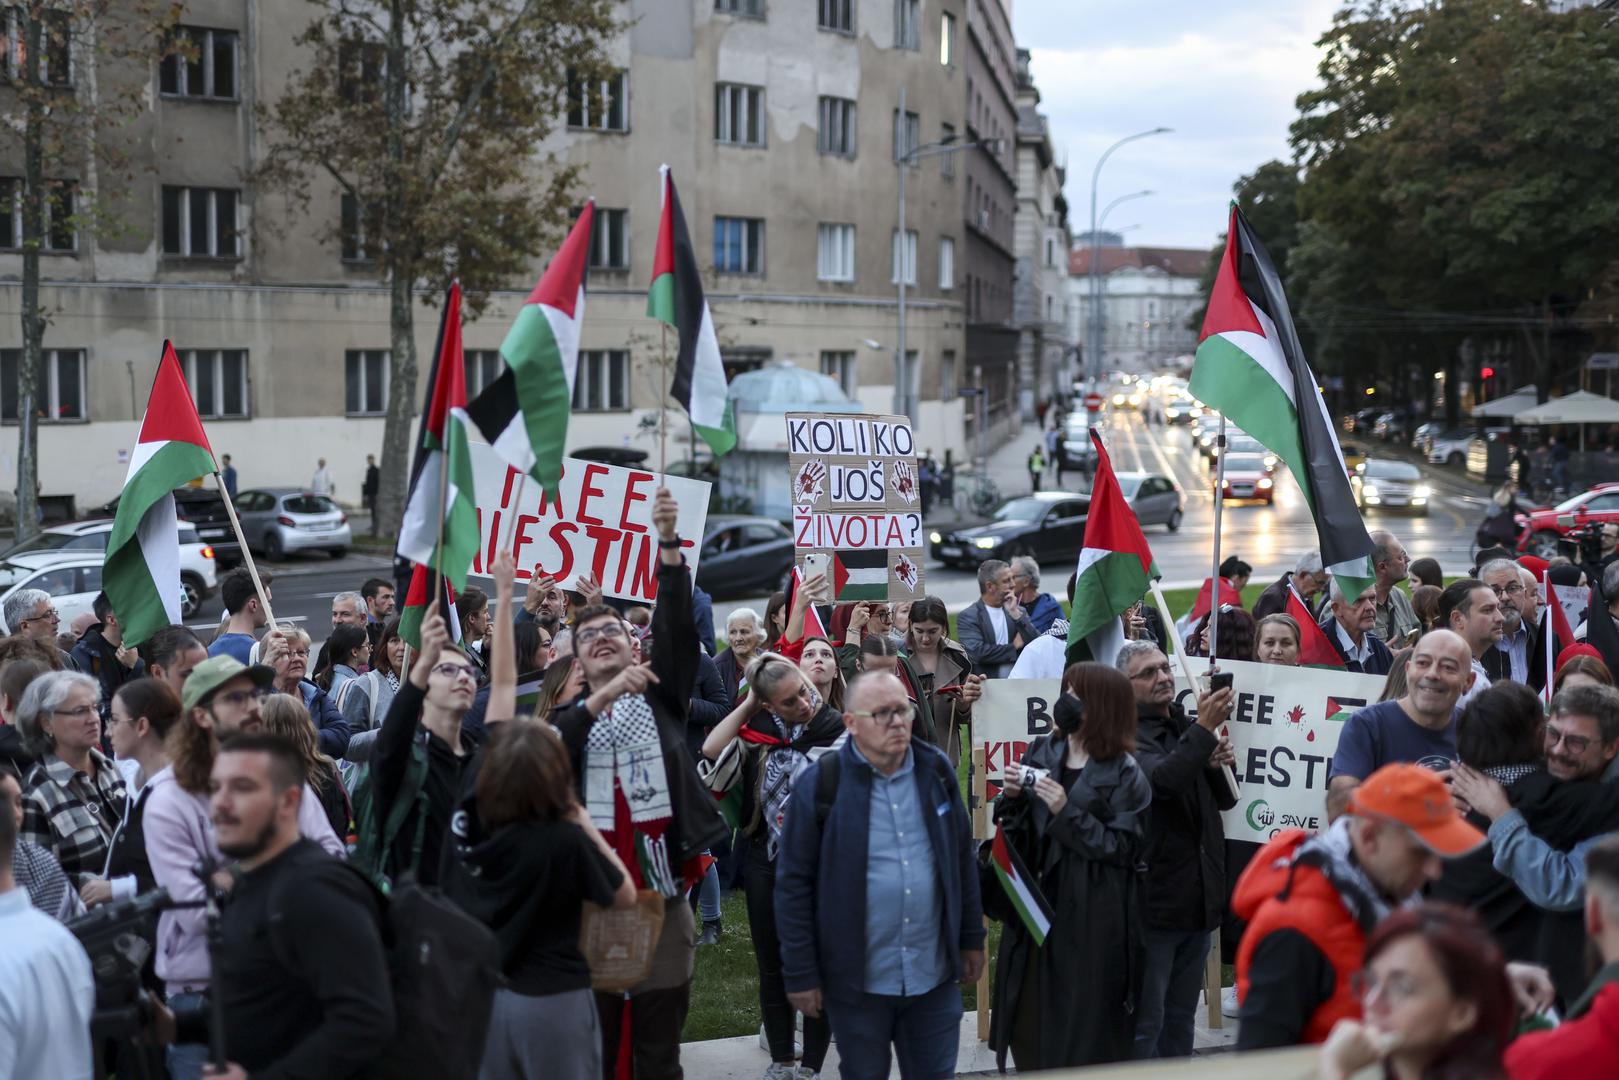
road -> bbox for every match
[185,413,1489,649]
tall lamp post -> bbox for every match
[1087,128,1171,390]
[894,83,1002,425]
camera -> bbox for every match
[66,887,188,1041]
[1018,766,1050,789]
[1559,522,1606,569]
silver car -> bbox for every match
[233,488,353,560]
[1114,471,1184,531]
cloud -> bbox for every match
[1013,0,1342,248]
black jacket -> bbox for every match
[1480,611,1546,691]
[1320,616,1395,676]
[70,624,145,726]
[687,650,730,761]
[1133,703,1239,932]
[713,648,746,712]
[1252,573,1322,622]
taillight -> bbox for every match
[200,545,215,559]
[278,515,295,527]
[338,513,348,525]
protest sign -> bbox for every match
[976,659,1387,843]
[786,411,925,601]
[466,444,710,605]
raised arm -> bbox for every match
[484,551,518,726]
[703,688,762,761]
[648,487,699,714]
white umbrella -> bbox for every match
[1514,390,1619,452]
[1472,385,1538,418]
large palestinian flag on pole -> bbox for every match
[466,204,593,500]
[1191,204,1376,597]
[1068,430,1158,663]
[649,166,736,456]
[397,283,479,647]
[103,342,217,646]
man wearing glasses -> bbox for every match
[1480,558,1538,686]
[4,588,77,671]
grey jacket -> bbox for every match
[956,599,1038,676]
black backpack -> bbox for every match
[346,738,431,891]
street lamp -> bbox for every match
[893,83,1002,426]
[1087,128,1171,390]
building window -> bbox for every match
[588,208,629,270]
[339,193,376,263]
[713,216,763,274]
[820,350,856,396]
[159,27,238,99]
[940,12,956,65]
[464,350,503,397]
[941,349,957,399]
[161,186,239,258]
[894,0,919,50]
[344,350,389,416]
[566,68,627,131]
[0,178,76,251]
[817,223,855,283]
[715,0,763,15]
[818,0,853,32]
[177,349,249,419]
[715,83,764,146]
[573,349,628,411]
[1045,236,1055,267]
[892,109,919,164]
[1046,296,1054,322]
[818,96,856,157]
[891,229,917,286]
[1,7,70,85]
[938,236,955,290]
[940,123,956,178]
[0,348,86,422]
[338,39,385,104]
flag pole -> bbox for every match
[659,324,670,475]
[501,474,527,552]
[1544,569,1555,702]
[1207,415,1228,670]
[1150,580,1199,688]
[212,472,278,629]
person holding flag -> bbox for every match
[1066,430,1159,665]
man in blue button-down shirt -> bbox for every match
[776,671,985,1080]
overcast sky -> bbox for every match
[1012,0,1343,252]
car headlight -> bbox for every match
[1258,478,1274,489]
[973,537,997,550]
[928,531,942,544]
[1361,485,1379,498]
[1264,455,1277,469]
[1165,408,1181,418]
[1413,485,1432,498]
[1112,393,1126,405]
[1128,395,1141,406]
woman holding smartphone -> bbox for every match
[902,595,981,765]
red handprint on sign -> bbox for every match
[794,461,827,505]
[890,460,918,504]
[895,552,920,592]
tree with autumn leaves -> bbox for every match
[252,0,619,534]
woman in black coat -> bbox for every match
[988,661,1152,1072]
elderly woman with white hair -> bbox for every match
[16,669,126,890]
[715,607,767,711]
[266,627,352,759]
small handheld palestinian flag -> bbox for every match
[1289,586,1346,669]
[991,822,1053,946]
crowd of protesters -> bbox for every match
[8,499,1619,1080]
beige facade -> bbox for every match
[1012,48,1073,420]
[0,0,978,510]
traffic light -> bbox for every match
[1481,366,1496,379]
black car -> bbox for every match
[96,486,244,570]
[692,515,796,598]
[929,492,1090,570]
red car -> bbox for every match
[1516,483,1619,559]
[1215,452,1277,505]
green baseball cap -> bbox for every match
[181,655,276,713]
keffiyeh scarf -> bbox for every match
[585,692,677,895]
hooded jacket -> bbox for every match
[1134,702,1238,931]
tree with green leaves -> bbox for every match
[253,0,619,535]
[2,2,180,538]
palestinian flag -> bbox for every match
[649,166,736,456]
[1325,696,1367,722]
[466,204,593,500]
[396,284,479,645]
[991,823,1053,946]
[397,562,461,651]
[1191,204,1376,597]
[1068,430,1158,661]
[1290,587,1346,669]
[831,550,887,601]
[103,342,217,646]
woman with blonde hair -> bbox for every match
[267,626,351,759]
[260,693,350,840]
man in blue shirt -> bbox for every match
[208,568,273,664]
[776,671,985,1080]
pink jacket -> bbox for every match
[143,765,345,995]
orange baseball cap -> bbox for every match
[1347,763,1485,857]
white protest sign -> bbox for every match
[976,659,1388,843]
[466,444,710,605]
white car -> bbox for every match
[1427,430,1474,467]
[0,519,219,618]
[0,555,109,633]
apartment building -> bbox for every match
[1011,48,1073,420]
[0,0,972,510]
[1067,245,1206,374]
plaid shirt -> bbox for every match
[21,749,126,888]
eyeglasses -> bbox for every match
[852,705,910,725]
[1129,663,1174,680]
[432,662,479,682]
[575,623,627,647]
[1490,582,1526,598]
[1546,724,1594,755]
[22,608,60,625]
[52,704,98,720]
[214,688,270,709]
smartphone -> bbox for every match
[935,684,965,696]
[801,552,830,589]
[1209,671,1234,693]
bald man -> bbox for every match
[1326,629,1474,821]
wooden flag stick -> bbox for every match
[501,473,527,552]
[213,471,278,630]
[659,324,670,475]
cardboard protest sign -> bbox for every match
[976,659,1387,843]
[785,412,925,601]
[466,444,710,605]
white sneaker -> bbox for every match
[761,1064,799,1080]
[1221,985,1241,1019]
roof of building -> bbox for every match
[1068,245,1210,279]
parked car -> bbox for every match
[0,519,218,618]
[929,492,1090,569]
[1515,483,1619,560]
[1372,413,1411,442]
[1114,471,1184,531]
[1350,459,1431,515]
[1411,422,1442,454]
[692,515,795,598]
[1427,429,1475,467]
[232,489,352,560]
[0,555,107,634]
[95,486,243,570]
[1343,407,1382,434]
[1215,453,1276,504]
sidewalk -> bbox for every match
[679,995,1237,1078]
[928,421,1051,529]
